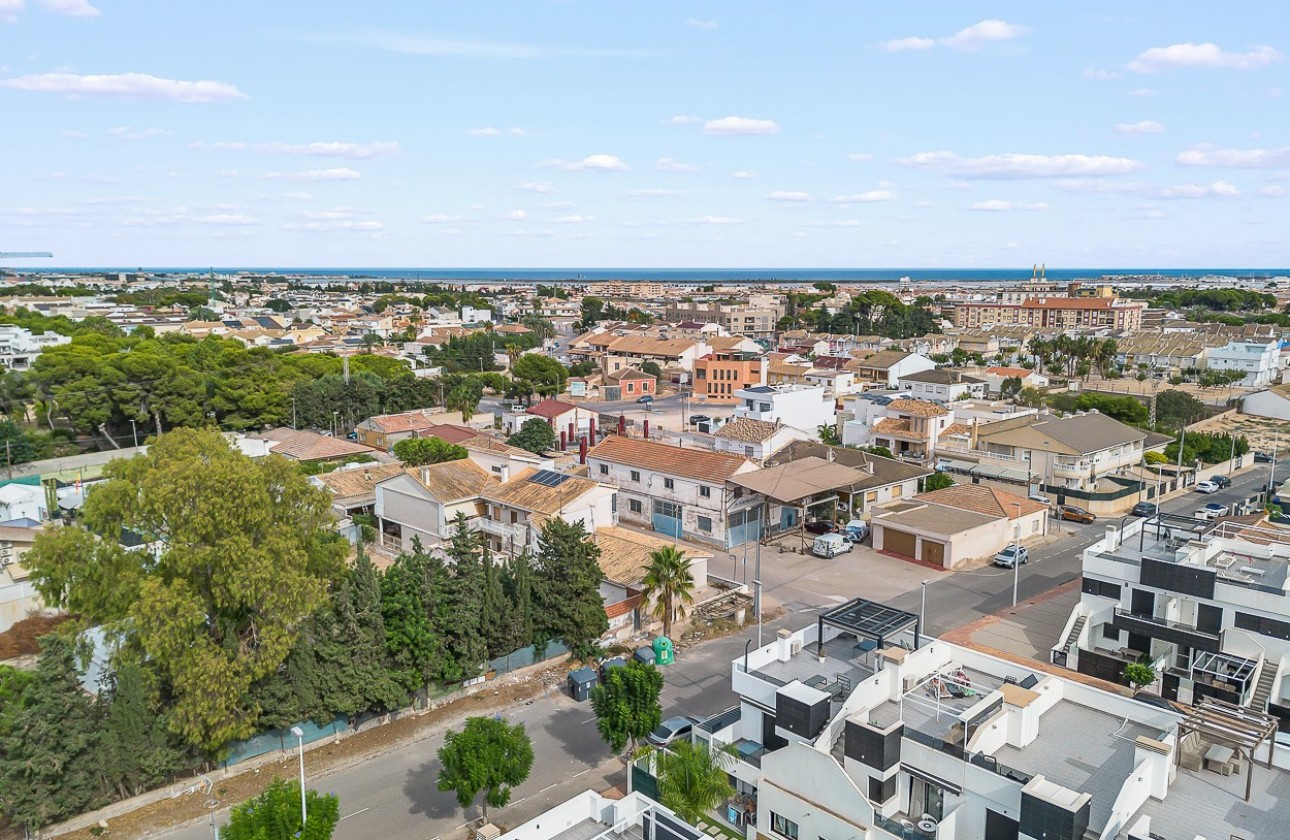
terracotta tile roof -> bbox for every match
[526,398,579,420]
[887,399,950,417]
[765,441,930,489]
[872,417,914,435]
[607,367,656,382]
[714,417,780,443]
[461,434,537,458]
[365,410,442,434]
[407,459,494,502]
[914,484,1047,519]
[424,424,480,445]
[588,435,753,483]
[938,422,972,441]
[315,463,407,500]
[495,323,533,333]
[852,349,913,370]
[593,526,712,587]
[264,429,379,462]
[480,467,604,514]
[605,335,698,356]
[984,366,1035,378]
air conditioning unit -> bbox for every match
[790,640,802,655]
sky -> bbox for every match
[1,2,1289,269]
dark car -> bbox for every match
[1209,475,1232,489]
[1130,502,1158,518]
[1056,504,1096,524]
[636,395,654,404]
[688,414,710,426]
[1254,451,1276,463]
[1131,691,1181,712]
[804,520,838,535]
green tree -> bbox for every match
[520,315,557,341]
[381,540,450,691]
[0,633,103,832]
[641,546,696,639]
[437,716,535,818]
[920,472,955,492]
[865,446,895,459]
[99,661,191,798]
[1124,661,1156,690]
[24,428,346,753]
[507,418,556,454]
[999,376,1023,400]
[511,353,568,398]
[393,436,468,466]
[265,298,292,313]
[817,424,841,446]
[441,514,489,681]
[591,660,664,755]
[532,519,608,657]
[444,374,484,423]
[222,778,340,840]
[640,360,663,379]
[655,741,737,825]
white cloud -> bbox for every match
[299,208,356,221]
[969,200,1049,211]
[1156,181,1238,199]
[1258,186,1287,198]
[194,140,399,159]
[218,169,239,178]
[0,72,246,103]
[1083,68,1120,80]
[692,215,744,225]
[282,192,313,201]
[895,150,1142,178]
[516,181,556,193]
[731,170,757,179]
[194,213,258,225]
[831,190,898,203]
[1114,120,1165,135]
[309,31,650,60]
[940,20,1027,51]
[283,219,383,232]
[1127,88,1157,97]
[910,200,933,208]
[655,157,699,172]
[78,195,153,205]
[1177,144,1290,168]
[505,209,527,221]
[260,168,362,181]
[803,219,864,228]
[109,126,167,140]
[1052,178,1144,194]
[509,127,526,136]
[703,116,779,136]
[421,213,461,223]
[59,129,87,139]
[1128,43,1283,73]
[0,0,22,24]
[469,127,501,136]
[37,0,98,17]
[666,114,703,125]
[544,154,628,171]
[685,18,718,30]
[552,214,595,223]
[878,36,936,53]
[847,152,874,162]
[767,191,811,202]
[627,189,682,199]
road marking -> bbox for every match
[574,768,589,777]
[582,717,597,724]
[513,797,527,805]
[540,783,557,792]
[339,808,369,822]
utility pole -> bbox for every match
[754,535,763,647]
[5,440,10,480]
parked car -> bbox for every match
[1209,475,1232,489]
[1130,502,1158,518]
[647,716,699,747]
[636,395,654,404]
[1056,505,1096,524]
[688,414,710,426]
[1254,451,1276,463]
[811,533,852,558]
[843,519,869,543]
[804,520,838,535]
[1194,481,1220,494]
[993,545,1029,568]
[1203,502,1230,517]
[1027,494,1052,505]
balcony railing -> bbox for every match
[1112,607,1218,639]
[1110,608,1221,653]
[468,517,528,543]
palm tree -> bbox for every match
[655,741,737,824]
[641,545,696,639]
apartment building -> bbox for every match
[586,435,757,546]
[0,324,70,369]
[476,468,617,556]
[847,350,936,388]
[895,368,986,401]
[732,385,834,435]
[688,602,1278,840]
[841,395,955,462]
[954,296,1145,331]
[587,281,666,298]
[1058,516,1290,739]
[1205,338,1280,387]
[664,295,783,338]
[694,351,766,401]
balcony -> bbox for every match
[468,516,529,544]
[1110,607,1220,653]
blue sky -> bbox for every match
[2,2,1288,268]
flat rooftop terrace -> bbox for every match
[752,635,876,692]
[1134,755,1290,840]
[548,820,643,840]
[993,701,1162,835]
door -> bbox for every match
[652,499,683,539]
[884,528,917,558]
[920,540,946,566]
[780,506,798,531]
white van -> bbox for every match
[812,533,851,558]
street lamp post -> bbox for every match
[290,725,307,826]
[919,579,930,646]
[130,419,138,448]
[1011,502,1022,607]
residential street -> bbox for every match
[148,461,1276,840]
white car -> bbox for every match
[993,545,1029,568]
[1194,481,1220,494]
[1027,494,1052,506]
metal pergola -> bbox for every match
[817,597,922,657]
[1176,697,1279,802]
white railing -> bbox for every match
[937,445,1021,463]
[468,517,528,543]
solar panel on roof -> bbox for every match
[527,469,570,487]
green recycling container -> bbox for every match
[653,636,675,666]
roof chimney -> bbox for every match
[826,447,834,462]
[421,466,430,485]
[499,464,510,483]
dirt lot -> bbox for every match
[44,665,573,840]
[1196,412,1290,453]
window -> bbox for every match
[510,511,519,524]
[1101,622,1120,641]
[745,446,755,457]
[891,485,903,498]
[698,515,712,532]
[770,814,799,840]
[631,470,641,482]
[599,464,609,475]
[664,478,675,490]
[700,485,711,498]
[629,499,643,514]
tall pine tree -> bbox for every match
[99,661,190,798]
[532,519,608,657]
[381,538,449,691]
[441,513,488,681]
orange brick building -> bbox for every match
[693,352,765,401]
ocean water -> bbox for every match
[46,267,1290,284]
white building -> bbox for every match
[1240,383,1290,421]
[1206,338,1280,387]
[0,483,47,523]
[688,601,1286,840]
[586,435,757,547]
[732,385,835,437]
[895,368,987,401]
[713,417,811,461]
[840,395,956,462]
[498,790,703,840]
[0,324,70,370]
[460,305,493,324]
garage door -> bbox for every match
[920,540,946,566]
[883,528,916,558]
